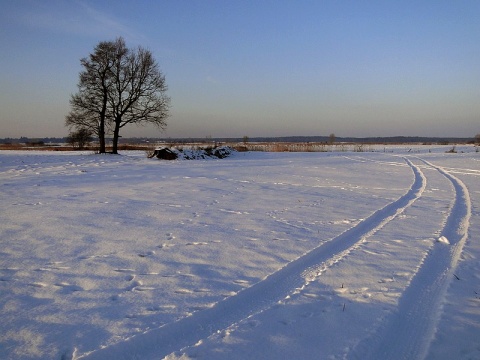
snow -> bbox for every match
[0,145,479,360]
[437,236,450,245]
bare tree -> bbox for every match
[108,46,170,154]
[66,128,93,150]
[66,37,169,154]
[329,133,336,144]
[66,38,127,153]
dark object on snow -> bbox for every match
[149,146,235,160]
[212,147,233,159]
[152,148,178,160]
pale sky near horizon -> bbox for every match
[1,0,479,139]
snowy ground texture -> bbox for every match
[1,145,479,360]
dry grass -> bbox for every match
[0,143,76,151]
[0,143,156,152]
[0,142,375,153]
[232,142,372,152]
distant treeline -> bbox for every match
[0,137,67,145]
[0,135,476,145]
[219,136,475,144]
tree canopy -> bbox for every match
[66,37,170,153]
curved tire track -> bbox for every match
[351,157,471,360]
[76,158,425,360]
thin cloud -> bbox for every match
[77,1,144,41]
[14,1,143,42]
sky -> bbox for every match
[0,0,479,139]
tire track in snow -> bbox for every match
[75,158,425,360]
[351,158,471,360]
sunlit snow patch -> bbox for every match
[437,236,450,245]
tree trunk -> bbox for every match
[98,79,109,154]
[111,121,121,154]
[98,117,106,153]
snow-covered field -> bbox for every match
[1,145,479,360]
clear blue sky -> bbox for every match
[1,0,479,139]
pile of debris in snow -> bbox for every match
[148,146,236,160]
